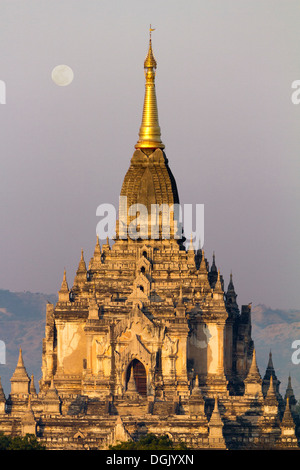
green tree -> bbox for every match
[0,433,46,450]
[0,433,11,450]
[109,433,188,450]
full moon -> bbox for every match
[51,65,74,86]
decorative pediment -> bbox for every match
[126,270,151,303]
[114,304,162,343]
[138,245,153,260]
[134,272,150,296]
[74,430,85,439]
[136,256,151,275]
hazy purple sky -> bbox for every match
[0,0,299,310]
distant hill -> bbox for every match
[251,304,300,400]
[0,290,299,401]
[0,290,57,396]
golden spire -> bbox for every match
[135,26,165,150]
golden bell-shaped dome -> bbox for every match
[116,28,182,243]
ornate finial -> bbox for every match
[149,24,155,40]
[144,25,157,69]
[30,374,37,395]
[135,27,164,150]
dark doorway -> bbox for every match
[126,359,147,397]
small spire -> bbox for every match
[95,234,101,252]
[126,366,138,394]
[192,375,202,396]
[208,396,226,449]
[284,374,297,407]
[250,348,259,372]
[10,348,30,395]
[30,375,37,395]
[227,271,235,291]
[267,350,274,369]
[73,249,87,287]
[135,26,164,150]
[43,378,61,414]
[211,251,217,273]
[11,348,29,379]
[262,373,279,412]
[281,397,295,426]
[199,249,207,273]
[262,349,280,396]
[213,270,224,294]
[245,348,262,383]
[90,235,102,269]
[77,249,87,274]
[225,271,239,318]
[209,396,223,426]
[0,377,5,402]
[17,348,25,368]
[208,252,219,289]
[265,374,277,402]
[102,236,110,250]
[60,269,69,291]
[45,378,59,400]
[58,268,70,301]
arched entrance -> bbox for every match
[126,359,147,397]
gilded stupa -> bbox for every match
[0,29,298,450]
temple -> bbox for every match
[0,30,298,450]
